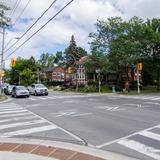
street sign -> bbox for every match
[138,63,142,71]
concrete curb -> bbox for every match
[0,96,11,104]
[0,138,140,160]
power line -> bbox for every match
[13,0,32,25]
[5,0,74,60]
[10,0,22,17]
[4,0,58,53]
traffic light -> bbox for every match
[138,63,142,71]
[67,66,72,74]
[10,57,15,67]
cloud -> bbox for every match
[2,0,160,65]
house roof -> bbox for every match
[41,66,64,73]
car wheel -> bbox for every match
[35,91,38,96]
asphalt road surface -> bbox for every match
[0,92,160,160]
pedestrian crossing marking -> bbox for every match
[0,112,32,118]
[118,139,160,160]
[0,110,27,115]
[0,119,45,130]
[0,116,38,123]
[139,130,160,141]
[0,125,57,138]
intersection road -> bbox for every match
[0,92,160,160]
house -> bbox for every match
[64,56,88,85]
[41,66,64,82]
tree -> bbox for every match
[54,51,64,66]
[38,52,55,68]
[89,17,160,89]
[64,35,87,66]
[20,68,34,86]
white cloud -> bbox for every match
[2,0,160,65]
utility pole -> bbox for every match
[0,4,10,93]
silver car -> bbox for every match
[28,84,48,96]
[12,86,30,98]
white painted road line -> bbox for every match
[0,112,32,118]
[1,125,57,138]
[139,131,160,141]
[0,116,38,123]
[96,124,160,148]
[0,110,27,115]
[118,139,160,160]
[0,108,24,111]
[29,98,36,101]
[152,97,160,100]
[72,113,93,117]
[0,119,46,130]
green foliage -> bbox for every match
[64,35,88,66]
[38,52,55,68]
[20,68,34,86]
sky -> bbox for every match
[1,0,160,65]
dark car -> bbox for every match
[12,86,30,98]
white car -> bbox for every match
[29,84,48,96]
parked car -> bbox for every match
[12,86,30,98]
[28,84,48,96]
[4,85,15,95]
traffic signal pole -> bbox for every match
[137,67,140,94]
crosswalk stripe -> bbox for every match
[37,97,47,100]
[1,125,57,137]
[0,119,46,130]
[152,97,160,100]
[29,98,36,101]
[0,112,31,118]
[0,108,24,111]
[0,106,21,109]
[0,116,38,123]
[118,139,160,160]
[0,110,27,115]
[139,131,160,141]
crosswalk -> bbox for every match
[110,125,160,160]
[9,94,160,102]
[117,95,160,101]
[0,103,57,138]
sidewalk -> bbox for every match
[0,138,139,160]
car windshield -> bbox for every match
[35,84,45,88]
[16,86,26,90]
[8,85,14,89]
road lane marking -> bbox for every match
[96,124,160,148]
[139,131,160,141]
[152,97,160,100]
[96,106,125,112]
[0,110,27,114]
[143,102,160,105]
[25,107,87,143]
[1,125,57,138]
[0,116,38,123]
[0,108,24,111]
[29,98,36,101]
[72,113,93,117]
[118,139,160,160]
[0,112,32,118]
[0,119,46,130]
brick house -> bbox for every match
[41,66,64,82]
[64,56,88,85]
